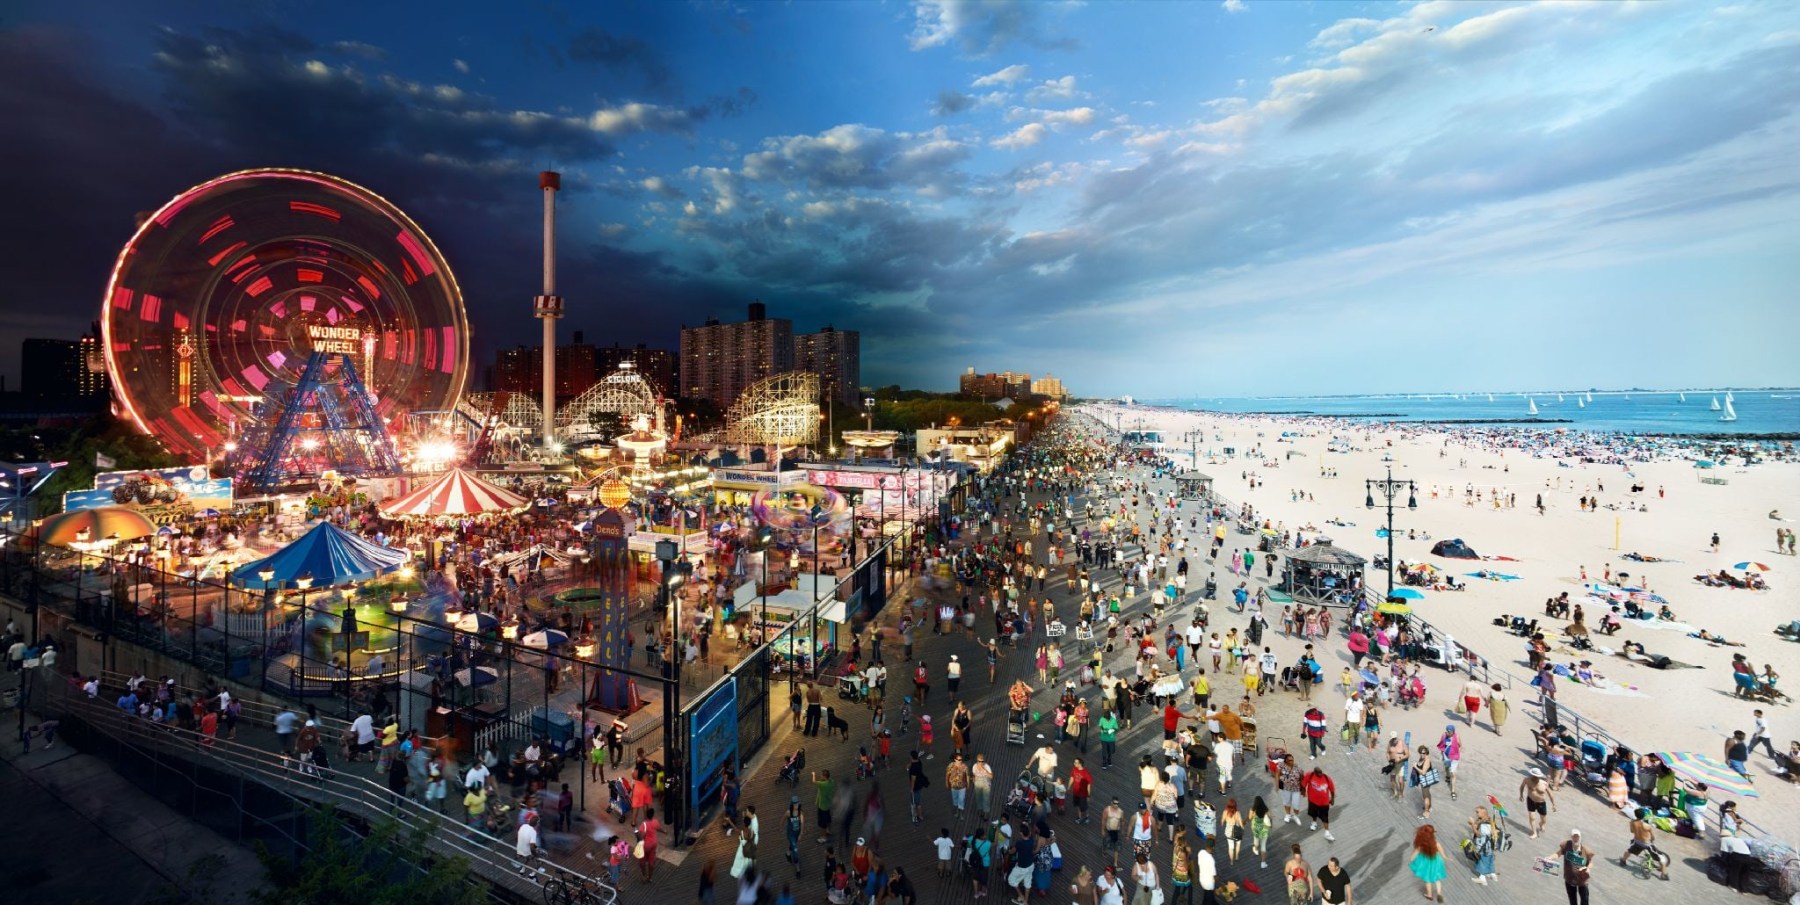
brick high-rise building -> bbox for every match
[958,367,1031,400]
[598,343,677,397]
[793,325,861,406]
[492,345,540,395]
[679,301,794,409]
[556,331,600,401]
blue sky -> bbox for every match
[4,0,1799,397]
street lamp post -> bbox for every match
[654,537,684,838]
[1364,466,1417,602]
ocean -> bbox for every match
[1161,390,1800,436]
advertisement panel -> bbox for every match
[64,465,234,516]
[687,678,739,817]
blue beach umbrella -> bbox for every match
[1388,588,1426,601]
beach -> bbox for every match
[1084,403,1800,841]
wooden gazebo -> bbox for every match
[1279,541,1367,608]
[1174,471,1213,500]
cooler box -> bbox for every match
[530,707,575,747]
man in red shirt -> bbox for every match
[1303,767,1337,841]
[1069,757,1095,823]
[1162,703,1195,741]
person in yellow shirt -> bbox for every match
[463,784,488,837]
[1192,672,1211,709]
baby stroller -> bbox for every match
[1398,674,1427,710]
[1006,772,1043,818]
[1006,709,1029,746]
[779,748,807,786]
[837,675,866,704]
[1573,739,1609,789]
[606,778,631,820]
[1263,738,1290,777]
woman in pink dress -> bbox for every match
[1302,609,1321,640]
[1230,550,1243,576]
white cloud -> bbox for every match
[1308,18,1378,50]
[991,122,1048,149]
[452,58,470,74]
[1041,107,1097,127]
[1026,75,1079,104]
[973,64,1031,87]
[1222,0,1246,12]
[585,102,696,136]
[598,222,629,238]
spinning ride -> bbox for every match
[101,169,469,461]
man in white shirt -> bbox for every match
[365,652,385,677]
[1344,694,1366,747]
[1749,709,1776,758]
[1187,621,1205,663]
[465,761,492,793]
[350,712,376,760]
[947,655,963,698]
[82,676,100,699]
[515,814,541,873]
[1195,838,1218,896]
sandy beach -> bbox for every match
[1083,403,1800,840]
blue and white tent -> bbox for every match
[229,520,409,589]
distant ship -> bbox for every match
[1487,393,1494,402]
[1711,396,1722,411]
[1586,392,1594,403]
[1721,397,1738,422]
[1577,398,1585,409]
[1527,398,1539,416]
[1557,393,1564,402]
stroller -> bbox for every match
[1006,772,1044,818]
[837,675,866,704]
[1398,674,1427,710]
[1572,739,1609,789]
[606,778,631,820]
[779,748,807,786]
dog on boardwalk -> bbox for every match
[824,707,851,741]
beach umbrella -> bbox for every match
[453,666,500,687]
[1358,669,1381,686]
[456,612,499,632]
[1377,601,1413,615]
[198,508,222,518]
[1388,588,1426,601]
[1733,562,1771,572]
[32,507,158,546]
[521,628,570,649]
[1652,752,1759,798]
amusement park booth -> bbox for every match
[1278,542,1367,608]
[1174,471,1214,500]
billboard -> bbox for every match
[64,465,234,515]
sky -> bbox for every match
[2,0,1798,398]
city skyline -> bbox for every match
[3,1,1798,397]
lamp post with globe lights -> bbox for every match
[1365,466,1417,602]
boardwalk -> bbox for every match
[639,447,1742,905]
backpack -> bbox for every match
[1491,822,1513,852]
[966,841,986,869]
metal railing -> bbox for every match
[42,677,616,904]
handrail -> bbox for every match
[44,678,616,904]
[99,668,355,738]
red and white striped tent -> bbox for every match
[379,467,528,517]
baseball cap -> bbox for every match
[1570,829,1582,837]
[857,837,866,845]
[1445,725,1456,732]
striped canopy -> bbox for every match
[1652,751,1760,798]
[379,467,528,517]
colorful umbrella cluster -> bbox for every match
[379,467,528,517]
[1651,751,1760,798]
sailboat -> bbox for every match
[1678,392,1686,403]
[1487,393,1494,402]
[1721,397,1738,422]
[1710,396,1722,411]
[1586,392,1594,403]
[1577,398,1585,409]
[1527,398,1539,416]
[1726,390,1736,404]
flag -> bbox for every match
[94,452,116,469]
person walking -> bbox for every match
[1283,844,1316,905]
[1412,746,1440,819]
[1618,807,1669,881]
[1748,709,1776,759]
[1408,825,1447,903]
[1303,767,1337,842]
[1386,733,1408,800]
[1485,684,1509,735]
[946,753,970,814]
[1249,797,1273,868]
[1467,804,1502,884]
[1170,833,1194,905]
[1099,709,1121,769]
[1436,727,1462,801]
[1129,851,1160,905]
[1518,767,1556,838]
[972,753,995,817]
[1303,705,1328,759]
[1556,829,1594,905]
[1316,855,1353,905]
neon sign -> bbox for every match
[306,324,363,354]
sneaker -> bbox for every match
[1260,861,1268,869]
[1325,831,1335,842]
[1310,822,1318,831]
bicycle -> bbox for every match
[1624,843,1670,881]
[541,871,609,905]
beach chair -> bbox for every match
[1006,709,1028,745]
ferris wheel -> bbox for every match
[101,168,469,461]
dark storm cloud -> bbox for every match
[932,90,976,116]
[566,26,678,95]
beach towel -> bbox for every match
[1464,572,1521,581]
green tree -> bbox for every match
[37,413,180,513]
[251,807,484,905]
